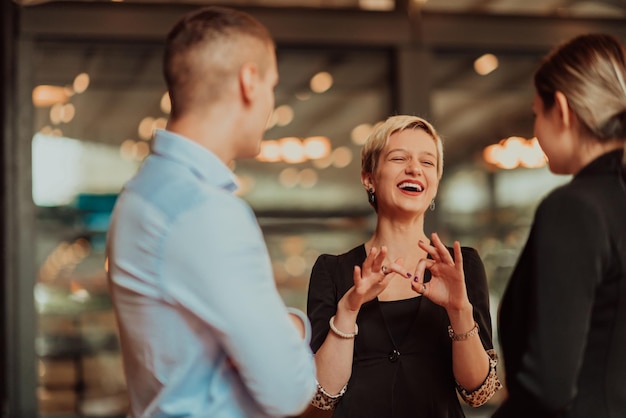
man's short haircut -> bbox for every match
[163,6,274,118]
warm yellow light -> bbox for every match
[60,103,75,123]
[519,137,547,168]
[73,73,90,94]
[49,103,64,125]
[494,146,519,169]
[280,137,306,164]
[138,117,155,140]
[299,168,318,188]
[274,105,294,127]
[120,139,136,160]
[303,136,331,160]
[484,136,546,170]
[153,117,167,133]
[331,146,353,168]
[504,136,526,153]
[351,123,373,145]
[359,0,396,11]
[257,140,282,162]
[483,143,503,166]
[474,53,499,76]
[32,85,68,107]
[310,72,333,93]
[135,141,150,160]
[312,155,333,169]
[160,92,171,114]
[279,167,299,188]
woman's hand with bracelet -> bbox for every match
[412,232,472,312]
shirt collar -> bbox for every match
[151,129,239,193]
[575,148,625,179]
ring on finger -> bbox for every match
[381,265,388,274]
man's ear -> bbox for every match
[554,91,571,129]
[239,62,258,104]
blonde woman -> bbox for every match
[307,115,501,417]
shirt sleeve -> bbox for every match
[307,254,340,353]
[462,247,496,351]
[161,193,317,416]
[495,190,609,416]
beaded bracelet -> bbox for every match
[311,380,348,410]
[329,315,358,339]
[448,321,479,341]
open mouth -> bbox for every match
[397,181,424,193]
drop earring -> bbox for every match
[367,188,376,205]
[429,199,436,211]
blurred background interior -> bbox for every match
[1,0,626,417]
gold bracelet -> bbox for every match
[448,321,479,341]
[329,315,358,339]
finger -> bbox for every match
[380,269,396,287]
[431,232,454,265]
[413,258,426,285]
[353,265,362,283]
[411,258,431,294]
[362,246,379,272]
[371,246,387,273]
[453,240,463,271]
[411,276,428,295]
[418,239,440,262]
[385,259,412,278]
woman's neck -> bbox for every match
[572,139,624,175]
[365,215,429,261]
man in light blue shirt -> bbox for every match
[106,6,317,417]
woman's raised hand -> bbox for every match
[343,246,405,312]
[412,232,471,311]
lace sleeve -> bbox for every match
[456,349,503,407]
[310,381,347,410]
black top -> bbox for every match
[307,244,494,418]
[493,149,626,418]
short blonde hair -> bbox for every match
[361,115,444,179]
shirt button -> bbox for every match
[388,349,400,362]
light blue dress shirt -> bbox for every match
[106,129,317,418]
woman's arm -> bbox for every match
[307,246,403,404]
[415,234,500,399]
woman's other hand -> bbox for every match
[412,232,471,312]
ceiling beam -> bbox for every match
[419,12,626,51]
[18,3,412,45]
[18,2,626,49]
